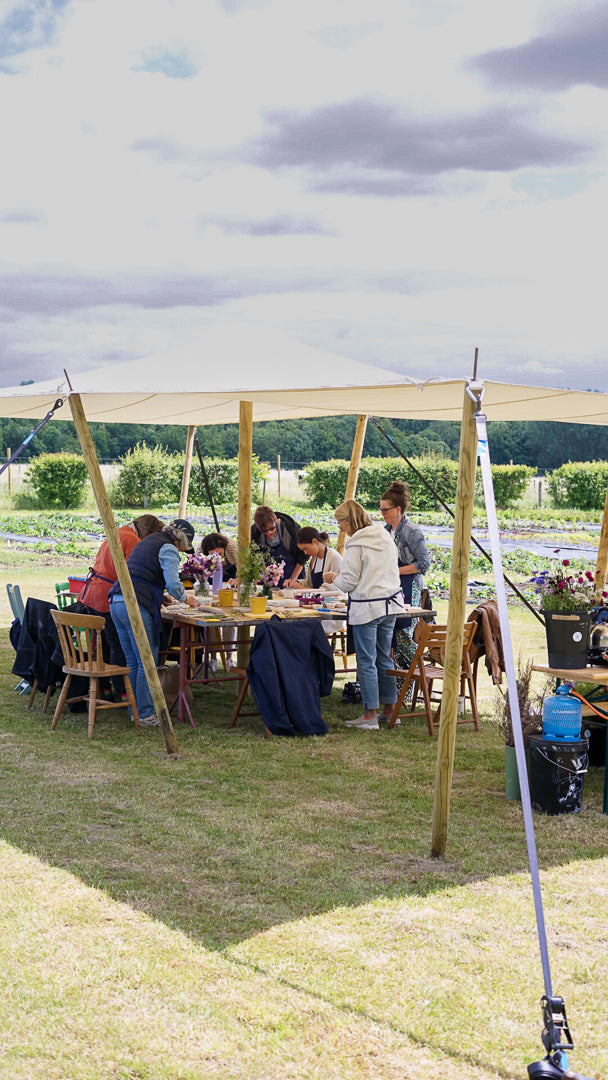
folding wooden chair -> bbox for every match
[387,621,480,736]
[50,609,140,738]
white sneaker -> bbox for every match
[345,714,379,730]
[139,714,161,728]
[380,713,401,726]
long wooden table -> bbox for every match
[162,601,430,730]
[161,603,347,728]
[532,662,608,813]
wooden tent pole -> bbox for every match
[431,388,477,857]
[178,425,196,518]
[237,401,253,668]
[337,415,368,554]
[595,479,608,599]
[68,393,179,756]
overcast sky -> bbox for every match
[1,0,607,391]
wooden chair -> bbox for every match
[387,621,480,736]
[326,627,356,671]
[50,609,140,738]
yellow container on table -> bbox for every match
[249,595,268,615]
[217,588,234,608]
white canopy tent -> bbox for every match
[2,326,607,850]
[1,321,607,425]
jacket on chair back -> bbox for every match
[246,616,334,736]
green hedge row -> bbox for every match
[108,443,267,508]
[26,452,89,509]
[546,461,608,510]
[304,457,533,510]
[475,464,534,510]
[303,456,459,511]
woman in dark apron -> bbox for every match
[380,481,431,694]
[296,527,343,588]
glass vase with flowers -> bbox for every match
[180,551,223,597]
[257,558,285,598]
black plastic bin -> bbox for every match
[527,734,589,815]
[583,722,607,767]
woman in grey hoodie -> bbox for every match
[324,499,404,730]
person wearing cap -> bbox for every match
[79,513,166,699]
[109,518,198,727]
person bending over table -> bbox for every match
[109,519,199,727]
[198,531,238,586]
[297,527,342,588]
[324,499,404,731]
[80,514,165,699]
[251,505,307,587]
[199,531,238,671]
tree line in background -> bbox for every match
[4,413,608,470]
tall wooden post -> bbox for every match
[68,394,179,755]
[237,401,253,668]
[431,389,477,856]
[337,415,368,554]
[6,448,11,494]
[595,479,608,599]
[179,425,196,518]
[277,454,281,498]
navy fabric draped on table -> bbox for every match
[246,616,334,735]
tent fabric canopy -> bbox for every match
[0,325,606,425]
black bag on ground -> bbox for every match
[342,681,362,704]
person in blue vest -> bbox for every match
[109,518,198,727]
[250,506,307,587]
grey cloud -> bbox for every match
[313,23,381,49]
[252,98,587,178]
[220,0,270,12]
[0,0,71,60]
[0,263,471,323]
[131,137,189,162]
[214,214,334,235]
[471,4,608,90]
[132,49,199,79]
[310,170,440,197]
[0,209,47,224]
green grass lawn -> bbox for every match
[0,541,606,1079]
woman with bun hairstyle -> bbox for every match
[324,499,404,730]
[379,480,431,678]
[296,527,342,588]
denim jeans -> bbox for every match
[352,615,397,711]
[110,597,158,720]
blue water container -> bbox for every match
[542,685,582,741]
